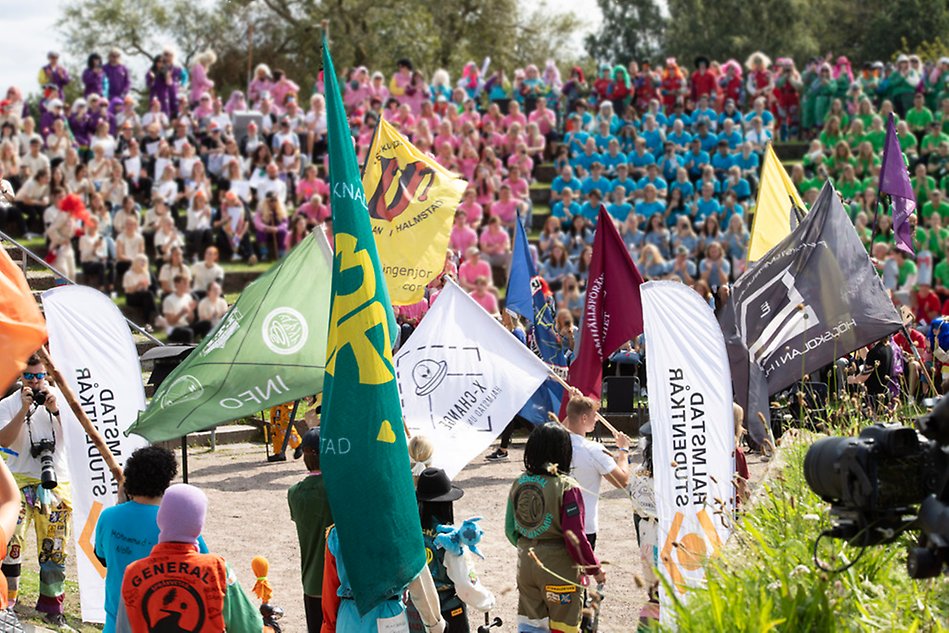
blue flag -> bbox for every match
[505,214,536,320]
[505,215,567,423]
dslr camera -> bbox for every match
[31,388,47,406]
[803,398,949,578]
[29,438,57,490]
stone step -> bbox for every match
[153,423,262,448]
[535,164,557,183]
[529,187,551,205]
[222,269,264,294]
[773,141,808,160]
[26,269,57,291]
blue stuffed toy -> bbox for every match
[434,517,485,559]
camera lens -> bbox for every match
[803,437,853,503]
[31,389,46,406]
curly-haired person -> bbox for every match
[93,446,208,633]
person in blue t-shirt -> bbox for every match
[733,142,760,185]
[718,98,743,128]
[690,96,718,132]
[551,187,581,220]
[581,163,613,198]
[657,142,684,182]
[627,137,657,178]
[694,121,719,153]
[666,102,692,129]
[611,163,638,200]
[94,446,209,633]
[639,115,665,155]
[592,120,616,152]
[693,181,722,224]
[683,138,711,180]
[710,140,734,180]
[550,165,583,203]
[723,166,752,201]
[666,119,693,153]
[571,138,603,172]
[600,139,627,177]
[636,164,668,199]
[607,186,633,221]
[635,184,666,222]
[579,189,603,223]
[719,118,744,150]
[720,191,745,226]
[563,124,590,157]
[669,167,695,201]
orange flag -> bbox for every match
[0,246,47,391]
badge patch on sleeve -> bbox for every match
[545,584,574,604]
[564,502,580,517]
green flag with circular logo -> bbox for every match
[127,232,333,442]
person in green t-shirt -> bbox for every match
[836,163,863,200]
[898,119,918,157]
[287,428,334,633]
[922,189,949,223]
[921,122,949,158]
[906,93,935,138]
[934,243,949,295]
[913,163,937,202]
[895,249,918,289]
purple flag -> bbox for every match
[880,114,916,254]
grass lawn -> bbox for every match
[14,569,100,632]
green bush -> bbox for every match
[659,432,949,632]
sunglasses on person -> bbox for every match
[22,372,46,380]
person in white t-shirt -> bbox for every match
[562,394,631,548]
[190,245,224,296]
[160,274,197,343]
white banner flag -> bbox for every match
[43,286,148,623]
[395,281,550,478]
[641,281,734,625]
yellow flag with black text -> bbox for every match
[747,143,806,262]
[363,117,466,305]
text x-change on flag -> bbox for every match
[720,183,902,443]
[395,281,550,478]
[321,34,425,616]
[43,286,148,623]
[642,281,734,626]
[127,232,333,442]
[364,117,465,305]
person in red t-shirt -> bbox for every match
[690,56,717,102]
[913,282,942,326]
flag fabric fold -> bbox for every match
[321,35,425,616]
[395,280,551,478]
[364,117,465,305]
[128,232,334,441]
[0,243,47,392]
[720,183,902,443]
[504,214,536,321]
[879,113,916,254]
[566,206,644,401]
[746,143,806,262]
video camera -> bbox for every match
[803,397,949,578]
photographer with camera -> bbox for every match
[0,354,72,629]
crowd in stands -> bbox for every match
[1,47,949,344]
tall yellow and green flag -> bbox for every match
[364,117,465,305]
[746,143,806,262]
[320,35,425,615]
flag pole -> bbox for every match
[547,371,622,436]
[37,346,124,487]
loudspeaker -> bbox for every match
[604,375,639,413]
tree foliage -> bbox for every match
[58,0,583,98]
[584,0,666,66]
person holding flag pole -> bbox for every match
[318,22,444,633]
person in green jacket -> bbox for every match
[811,63,836,129]
[883,55,921,117]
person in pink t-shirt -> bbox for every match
[457,187,484,228]
[528,99,557,136]
[297,193,330,227]
[449,211,478,254]
[469,276,500,315]
[479,216,512,270]
[503,165,530,202]
[502,101,528,132]
[295,164,329,205]
[458,247,492,291]
[491,184,526,229]
[396,298,429,327]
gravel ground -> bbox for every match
[12,434,771,632]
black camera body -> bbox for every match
[804,401,949,578]
[29,438,57,490]
[31,389,46,406]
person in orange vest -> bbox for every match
[120,484,228,633]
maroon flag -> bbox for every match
[566,206,645,401]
